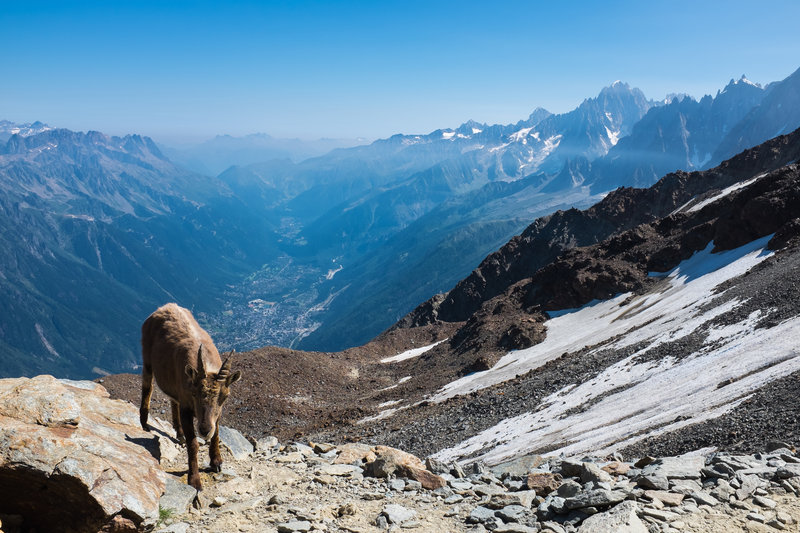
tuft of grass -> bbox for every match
[157,505,175,525]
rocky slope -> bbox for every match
[6,375,800,533]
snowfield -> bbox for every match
[432,236,800,464]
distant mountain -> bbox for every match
[588,75,768,191]
[0,129,278,378]
[160,133,369,176]
[713,67,800,162]
[0,120,52,142]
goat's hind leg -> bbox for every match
[171,400,185,445]
[139,363,153,431]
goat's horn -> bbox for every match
[197,346,207,377]
[217,357,232,381]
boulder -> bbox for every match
[577,501,648,533]
[527,471,563,495]
[218,425,254,460]
[364,445,446,489]
[333,443,376,465]
[0,376,165,532]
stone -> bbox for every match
[467,506,496,524]
[450,479,474,492]
[218,425,253,460]
[491,455,546,479]
[425,457,450,474]
[640,508,681,521]
[487,490,537,509]
[564,489,627,510]
[577,501,648,532]
[0,376,165,532]
[473,483,507,497]
[580,463,613,484]
[753,495,777,509]
[334,443,376,465]
[541,521,567,533]
[633,456,656,469]
[637,475,669,491]
[390,478,406,491]
[641,456,704,480]
[398,464,447,490]
[735,474,761,500]
[276,452,305,463]
[496,504,528,522]
[689,491,719,507]
[602,461,631,476]
[776,464,800,478]
[709,479,733,502]
[210,496,227,507]
[444,494,463,504]
[255,436,279,453]
[364,445,423,477]
[527,471,563,495]
[160,476,198,515]
[317,464,358,477]
[311,442,336,454]
[746,512,766,523]
[556,480,582,498]
[643,490,684,507]
[382,504,416,524]
[494,525,537,533]
[277,520,312,532]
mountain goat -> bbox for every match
[140,303,241,490]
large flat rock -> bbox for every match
[0,375,165,532]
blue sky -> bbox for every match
[2,0,799,142]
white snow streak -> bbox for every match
[381,340,447,363]
[687,173,767,213]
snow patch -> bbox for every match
[687,173,767,213]
[431,236,789,463]
[381,340,447,363]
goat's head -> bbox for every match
[185,347,241,440]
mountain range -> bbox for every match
[1,66,799,378]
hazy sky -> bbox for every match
[3,0,800,142]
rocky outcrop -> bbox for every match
[0,376,165,532]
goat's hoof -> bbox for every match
[210,462,222,473]
[188,476,203,492]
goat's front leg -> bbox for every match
[171,400,185,445]
[180,407,202,490]
[209,422,222,473]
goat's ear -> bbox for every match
[185,364,197,381]
[226,371,242,386]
